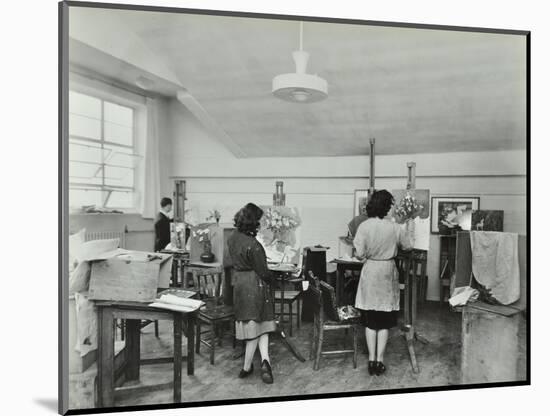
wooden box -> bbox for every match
[461,306,521,383]
[88,252,173,302]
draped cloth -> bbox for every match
[470,231,520,305]
[140,97,161,219]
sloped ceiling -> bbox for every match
[69,7,527,158]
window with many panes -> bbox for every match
[69,90,141,210]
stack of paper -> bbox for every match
[149,294,204,312]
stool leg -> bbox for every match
[232,320,236,349]
[210,322,216,365]
[352,326,358,369]
[289,302,293,337]
[297,298,301,329]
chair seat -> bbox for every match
[323,317,360,327]
[274,290,301,301]
[199,301,234,321]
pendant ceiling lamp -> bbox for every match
[272,22,328,103]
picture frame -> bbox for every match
[353,189,369,216]
[431,196,480,234]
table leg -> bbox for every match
[125,319,141,382]
[186,312,196,375]
[97,307,115,408]
[173,314,182,403]
[181,261,187,289]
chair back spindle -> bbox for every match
[192,268,224,300]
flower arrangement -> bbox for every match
[394,192,424,223]
[206,209,221,224]
[192,224,216,262]
[263,207,300,234]
[261,207,301,247]
[192,226,213,243]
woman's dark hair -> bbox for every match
[366,190,394,219]
[234,203,264,236]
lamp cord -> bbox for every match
[299,21,303,51]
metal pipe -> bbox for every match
[369,138,376,195]
[407,162,416,190]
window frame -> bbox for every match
[68,89,140,210]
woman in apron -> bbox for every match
[227,203,276,384]
[353,190,413,376]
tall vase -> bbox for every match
[200,240,215,263]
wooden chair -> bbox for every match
[193,267,235,365]
[309,271,360,370]
[274,279,302,337]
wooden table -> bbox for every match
[329,259,364,306]
[95,300,197,408]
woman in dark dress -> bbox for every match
[227,203,276,383]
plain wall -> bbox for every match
[166,98,526,301]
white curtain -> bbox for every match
[140,97,161,219]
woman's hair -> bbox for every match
[234,203,264,236]
[366,190,394,219]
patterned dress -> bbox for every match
[353,218,412,328]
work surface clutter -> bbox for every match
[67,226,526,410]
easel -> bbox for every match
[397,162,429,373]
[233,182,306,362]
[271,181,306,362]
[368,138,376,199]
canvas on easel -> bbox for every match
[256,205,302,264]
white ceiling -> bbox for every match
[69,8,527,158]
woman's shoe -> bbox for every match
[238,364,254,378]
[368,361,376,375]
[261,360,274,384]
[375,361,386,376]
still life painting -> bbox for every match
[257,206,302,264]
[392,189,431,250]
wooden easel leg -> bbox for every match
[403,325,419,373]
[313,326,323,370]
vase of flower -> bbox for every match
[200,240,215,263]
[193,226,216,263]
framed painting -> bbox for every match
[431,196,480,234]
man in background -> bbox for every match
[154,197,173,252]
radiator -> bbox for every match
[85,231,126,249]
